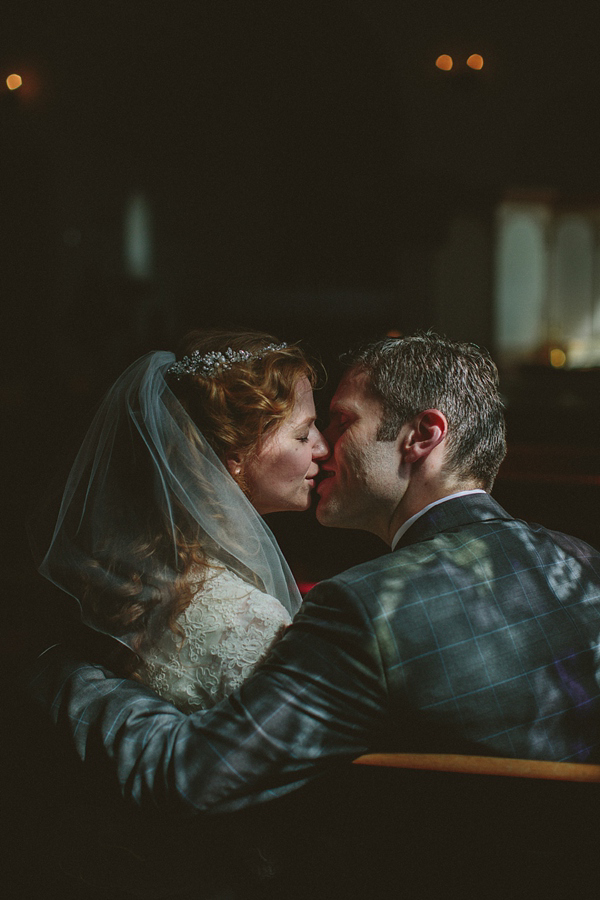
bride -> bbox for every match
[35,329,328,712]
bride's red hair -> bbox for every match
[83,329,319,675]
[169,328,318,495]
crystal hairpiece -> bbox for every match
[167,342,288,379]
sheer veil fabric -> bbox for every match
[34,351,302,649]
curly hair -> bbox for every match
[168,329,318,495]
[81,329,317,675]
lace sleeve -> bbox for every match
[138,566,292,712]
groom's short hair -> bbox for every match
[343,333,507,491]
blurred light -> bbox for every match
[6,73,22,90]
[386,329,402,338]
[466,54,484,70]
[550,348,567,368]
[435,55,453,71]
[124,194,153,279]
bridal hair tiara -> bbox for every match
[167,342,288,379]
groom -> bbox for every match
[25,333,600,814]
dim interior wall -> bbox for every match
[432,212,494,348]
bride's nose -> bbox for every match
[312,429,330,460]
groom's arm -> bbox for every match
[25,580,387,815]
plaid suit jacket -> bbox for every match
[26,494,600,814]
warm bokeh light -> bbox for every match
[6,73,23,90]
[466,54,484,70]
[386,329,402,338]
[435,55,453,71]
[550,348,567,368]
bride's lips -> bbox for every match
[306,463,326,488]
[306,468,319,488]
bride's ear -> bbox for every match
[225,452,243,479]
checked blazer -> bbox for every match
[27,493,600,814]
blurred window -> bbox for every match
[495,196,600,368]
[124,194,153,280]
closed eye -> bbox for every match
[331,413,352,430]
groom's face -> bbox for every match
[316,369,406,541]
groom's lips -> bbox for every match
[316,469,334,493]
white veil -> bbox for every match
[35,351,302,649]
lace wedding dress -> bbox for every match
[138,560,292,712]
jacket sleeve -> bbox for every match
[25,580,388,815]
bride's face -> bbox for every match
[239,376,329,515]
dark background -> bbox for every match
[3,6,600,899]
[3,0,600,654]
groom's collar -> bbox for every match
[392,488,510,550]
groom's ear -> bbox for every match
[225,452,243,478]
[400,409,448,464]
